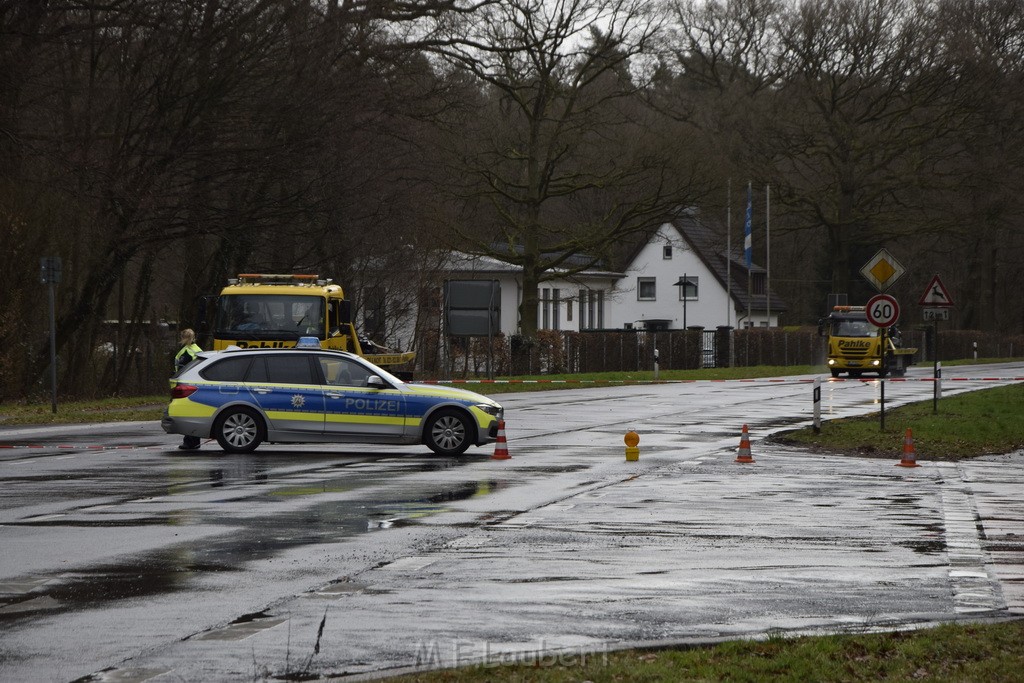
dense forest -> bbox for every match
[2,0,1022,399]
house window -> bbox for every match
[552,288,561,330]
[637,277,656,301]
[566,297,573,322]
[678,276,698,301]
[577,289,605,330]
[541,288,550,330]
[663,245,673,259]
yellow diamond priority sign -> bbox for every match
[860,248,905,292]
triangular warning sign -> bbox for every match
[919,275,954,307]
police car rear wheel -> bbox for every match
[214,407,264,454]
[425,409,472,456]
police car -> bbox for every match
[161,341,503,456]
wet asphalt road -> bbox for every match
[1,365,1023,682]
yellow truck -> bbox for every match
[819,305,916,378]
[208,273,415,367]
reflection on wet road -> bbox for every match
[1,449,508,621]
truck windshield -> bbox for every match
[833,320,876,337]
[214,295,326,340]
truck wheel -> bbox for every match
[425,409,473,456]
[214,407,265,454]
[830,369,840,378]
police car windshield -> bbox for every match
[214,295,325,339]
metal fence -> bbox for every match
[33,325,1024,399]
[424,327,1024,378]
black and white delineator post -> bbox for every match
[812,377,821,434]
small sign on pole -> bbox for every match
[919,274,953,415]
[865,293,900,432]
[40,256,62,284]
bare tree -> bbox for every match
[422,0,708,346]
[923,0,1024,331]
[667,0,991,311]
[0,0,487,397]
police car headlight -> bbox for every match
[477,403,502,419]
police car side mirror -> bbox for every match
[367,375,385,390]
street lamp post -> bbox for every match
[674,275,689,329]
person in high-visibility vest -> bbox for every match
[174,328,203,450]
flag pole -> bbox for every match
[726,180,732,328]
[745,181,752,327]
[766,183,771,328]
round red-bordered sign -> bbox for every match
[866,294,900,327]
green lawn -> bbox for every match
[0,394,167,425]
[381,621,1024,683]
[777,381,1024,459]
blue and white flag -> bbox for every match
[744,182,752,267]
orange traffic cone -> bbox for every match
[735,424,755,463]
[897,428,920,468]
[491,420,511,460]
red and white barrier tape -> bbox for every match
[0,444,145,450]
[421,376,1024,385]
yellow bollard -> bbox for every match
[624,430,640,461]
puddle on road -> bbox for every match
[510,465,588,474]
[900,539,948,554]
[0,476,507,622]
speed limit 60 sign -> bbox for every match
[866,294,900,327]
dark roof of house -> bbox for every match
[665,211,788,315]
[445,251,622,279]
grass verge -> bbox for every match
[0,395,167,425]
[774,381,1024,459]
[382,620,1024,682]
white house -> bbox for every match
[431,251,622,336]
[606,212,785,330]
[364,210,784,353]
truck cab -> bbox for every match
[210,274,415,367]
[819,305,916,378]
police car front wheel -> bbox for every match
[215,407,265,454]
[425,409,473,456]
